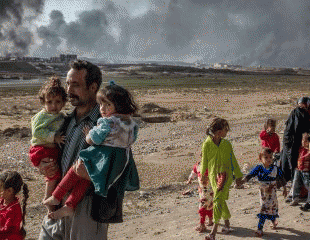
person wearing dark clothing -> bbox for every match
[281,97,310,182]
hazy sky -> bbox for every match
[36,0,94,24]
[2,0,310,67]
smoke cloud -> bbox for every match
[0,0,44,55]
[15,0,310,67]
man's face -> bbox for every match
[66,68,92,107]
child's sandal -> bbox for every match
[205,234,215,240]
[255,230,263,237]
[221,226,233,234]
[195,225,207,233]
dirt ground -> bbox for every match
[0,86,310,239]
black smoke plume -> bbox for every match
[0,0,44,55]
[37,0,310,67]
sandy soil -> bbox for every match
[0,87,309,239]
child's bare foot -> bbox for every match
[43,196,60,206]
[195,224,207,233]
[270,220,278,229]
[205,234,215,240]
[48,205,74,219]
[182,189,192,195]
[255,229,263,237]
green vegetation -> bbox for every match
[0,74,309,97]
[102,74,310,92]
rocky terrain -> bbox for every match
[0,85,310,239]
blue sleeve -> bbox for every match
[245,165,260,181]
[89,118,112,145]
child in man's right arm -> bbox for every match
[28,77,67,210]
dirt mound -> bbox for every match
[0,62,41,74]
[141,115,171,123]
[140,103,173,114]
[0,126,31,138]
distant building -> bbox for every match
[50,57,61,63]
[213,63,242,69]
[213,63,228,69]
[60,54,77,62]
[22,57,46,62]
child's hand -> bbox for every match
[234,177,245,189]
[83,125,91,136]
[54,134,65,144]
[216,172,227,191]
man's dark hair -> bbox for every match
[69,59,102,92]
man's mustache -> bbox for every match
[68,94,79,99]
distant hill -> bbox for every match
[0,62,41,74]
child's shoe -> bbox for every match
[255,229,263,237]
[300,202,310,211]
[290,198,300,206]
[285,195,292,203]
[195,224,207,233]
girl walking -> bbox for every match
[241,148,287,237]
[201,118,243,240]
[259,118,280,153]
[186,160,213,232]
[44,81,140,219]
[0,171,29,240]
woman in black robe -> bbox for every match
[281,97,310,182]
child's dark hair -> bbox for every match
[206,117,230,136]
[259,147,273,161]
[0,171,29,237]
[97,82,138,115]
[39,76,67,104]
[264,118,276,130]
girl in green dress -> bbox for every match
[201,118,243,240]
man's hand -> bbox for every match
[38,158,59,178]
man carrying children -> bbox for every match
[38,60,109,239]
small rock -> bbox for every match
[139,191,150,199]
